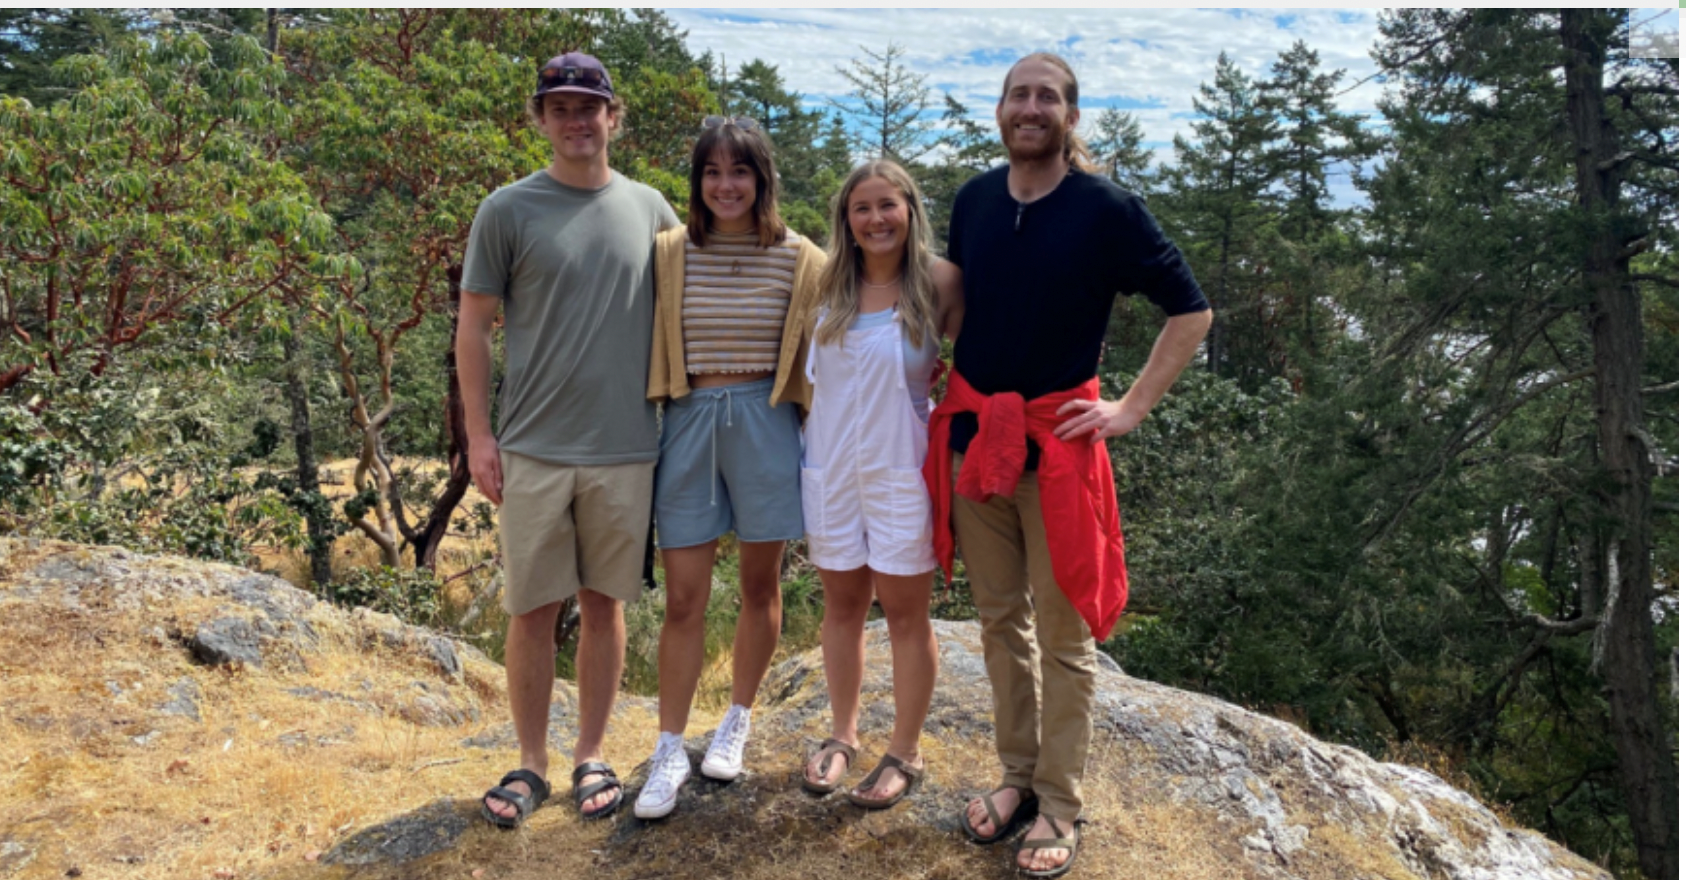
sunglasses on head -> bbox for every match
[539,66,609,91]
[702,115,760,132]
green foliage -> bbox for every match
[0,32,338,399]
[327,565,444,627]
[0,9,138,105]
[0,369,306,565]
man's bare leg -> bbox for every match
[485,601,561,820]
[573,587,626,813]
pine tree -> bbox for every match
[829,43,936,163]
[1256,40,1374,375]
[1260,40,1368,243]
[1159,52,1281,383]
[1088,107,1153,194]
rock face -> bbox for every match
[0,539,1607,880]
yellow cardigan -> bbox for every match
[647,225,827,412]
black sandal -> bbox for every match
[962,785,1037,844]
[572,761,624,820]
[480,768,550,829]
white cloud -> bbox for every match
[665,7,1388,158]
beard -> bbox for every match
[999,119,1068,164]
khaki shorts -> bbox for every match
[499,451,654,616]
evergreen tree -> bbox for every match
[1364,11,1677,877]
[1159,52,1281,384]
[917,93,1002,246]
[829,43,936,163]
[1260,40,1368,242]
[0,9,137,104]
[1088,107,1153,194]
[727,57,850,236]
[1256,40,1374,379]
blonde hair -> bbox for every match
[1001,52,1099,174]
[815,161,939,349]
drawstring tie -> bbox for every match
[706,386,739,506]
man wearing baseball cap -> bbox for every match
[459,51,680,826]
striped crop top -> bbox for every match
[682,229,800,374]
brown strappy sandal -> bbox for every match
[962,785,1038,844]
[800,738,858,795]
[1016,815,1082,878]
[845,753,924,809]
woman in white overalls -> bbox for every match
[798,161,963,808]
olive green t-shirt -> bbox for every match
[461,170,680,465]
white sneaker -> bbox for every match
[633,738,691,820]
[701,705,752,781]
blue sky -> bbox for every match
[664,9,1388,155]
[662,7,1681,203]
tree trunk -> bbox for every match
[282,308,333,587]
[1560,11,1676,879]
[266,10,333,588]
[410,266,472,571]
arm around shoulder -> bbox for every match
[648,226,689,402]
[932,257,963,341]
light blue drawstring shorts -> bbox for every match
[653,376,804,549]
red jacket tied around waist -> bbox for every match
[923,370,1129,641]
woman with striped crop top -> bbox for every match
[637,116,825,820]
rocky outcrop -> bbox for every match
[0,539,1607,880]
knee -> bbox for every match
[1038,635,1096,676]
[884,607,932,642]
[824,591,873,626]
[663,588,709,628]
[574,591,623,630]
[739,576,782,612]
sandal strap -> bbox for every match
[1020,816,1081,853]
[571,761,616,786]
[980,785,1029,829]
[816,738,858,763]
[574,777,622,803]
[493,768,550,803]
[856,753,923,793]
[883,753,924,782]
[486,784,534,814]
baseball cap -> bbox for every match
[534,52,614,101]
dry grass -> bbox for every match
[2,539,1606,880]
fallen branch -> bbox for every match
[411,757,465,773]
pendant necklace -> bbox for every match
[860,274,902,289]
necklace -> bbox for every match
[860,274,902,289]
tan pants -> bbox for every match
[952,454,1097,824]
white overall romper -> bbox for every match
[801,307,939,576]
